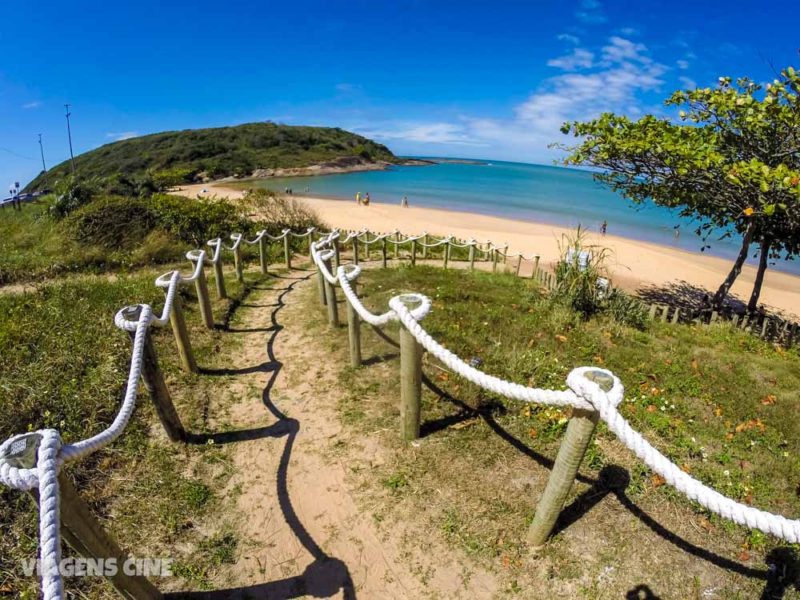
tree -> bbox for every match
[559,68,800,312]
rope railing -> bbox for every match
[0,226,320,600]
[309,230,800,547]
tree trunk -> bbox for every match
[711,221,756,311]
[747,237,771,313]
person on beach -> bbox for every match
[401,195,409,208]
[363,192,370,206]
[355,192,361,205]
[601,220,608,235]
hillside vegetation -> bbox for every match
[25,122,397,191]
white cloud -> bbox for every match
[600,36,651,65]
[361,122,483,146]
[678,76,697,89]
[106,131,139,141]
[575,0,607,24]
[22,101,41,109]
[547,48,594,71]
[557,33,580,45]
[619,27,639,36]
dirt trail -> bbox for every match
[188,270,497,599]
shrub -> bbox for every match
[150,194,248,245]
[64,196,158,249]
[50,175,101,219]
[240,188,326,234]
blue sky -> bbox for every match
[2,0,798,189]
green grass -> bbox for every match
[0,258,273,598]
[310,264,800,597]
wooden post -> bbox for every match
[741,314,750,330]
[212,256,227,300]
[353,236,359,266]
[323,257,339,327]
[761,318,770,339]
[333,239,341,270]
[317,265,327,306]
[469,243,476,271]
[394,233,400,259]
[422,234,429,259]
[258,236,268,275]
[411,239,417,266]
[443,241,450,269]
[346,282,361,367]
[233,244,244,283]
[531,256,540,279]
[194,265,214,330]
[54,472,164,599]
[731,314,740,328]
[400,315,423,441]
[710,310,719,324]
[515,255,522,277]
[671,307,681,324]
[168,295,196,373]
[382,237,388,268]
[648,304,657,320]
[527,369,610,547]
[122,314,185,442]
[283,234,291,270]
[661,305,669,322]
[502,245,509,272]
[492,248,498,273]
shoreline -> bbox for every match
[174,182,800,319]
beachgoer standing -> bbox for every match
[364,192,370,206]
[355,192,361,205]
[401,195,409,208]
[601,220,608,235]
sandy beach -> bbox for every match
[177,183,800,318]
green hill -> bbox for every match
[25,122,397,191]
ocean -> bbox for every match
[249,159,799,275]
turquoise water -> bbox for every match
[253,159,799,275]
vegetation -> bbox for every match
[310,264,800,597]
[25,122,397,192]
[0,192,324,285]
[560,66,800,313]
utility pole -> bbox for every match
[65,104,76,174]
[38,134,47,173]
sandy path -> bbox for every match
[187,270,497,598]
[175,183,800,318]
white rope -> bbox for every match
[312,228,800,544]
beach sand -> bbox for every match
[176,183,800,318]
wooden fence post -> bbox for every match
[346,282,362,367]
[194,264,214,330]
[317,264,327,306]
[661,305,669,322]
[353,236,359,266]
[443,241,450,269]
[400,316,423,441]
[492,248,498,273]
[333,238,341,270]
[258,236,268,275]
[531,256,540,279]
[648,304,657,320]
[411,239,417,266]
[422,234,429,259]
[515,255,522,277]
[122,310,186,442]
[283,234,291,270]
[382,237,388,268]
[323,257,339,327]
[45,470,164,599]
[394,233,400,259]
[168,294,197,373]
[469,243,476,271]
[761,318,770,339]
[212,255,227,300]
[671,307,681,324]
[526,369,610,547]
[233,244,244,283]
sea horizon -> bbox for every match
[244,158,800,277]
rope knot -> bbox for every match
[566,367,625,411]
[0,429,62,491]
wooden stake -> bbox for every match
[258,236,268,275]
[333,238,340,270]
[233,245,244,283]
[346,282,361,367]
[531,256,540,279]
[283,235,291,270]
[492,249,498,273]
[44,472,164,599]
[394,233,400,259]
[671,307,681,324]
[515,255,522,277]
[323,257,339,327]
[353,237,359,266]
[411,239,417,266]
[168,295,196,373]
[443,241,450,269]
[422,234,429,259]
[382,237,388,268]
[194,264,214,330]
[317,265,327,306]
[469,243,476,271]
[400,320,423,441]
[212,256,227,300]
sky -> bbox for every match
[1,0,799,189]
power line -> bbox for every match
[65,104,75,174]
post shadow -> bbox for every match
[168,273,355,599]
